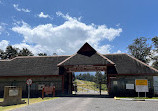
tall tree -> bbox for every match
[0,49,6,59]
[5,46,18,59]
[18,48,34,56]
[128,37,152,63]
[151,36,158,69]
[38,53,47,56]
[94,71,103,84]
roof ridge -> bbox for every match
[125,53,158,73]
[15,55,70,58]
[57,53,77,66]
[97,52,115,65]
[0,55,71,62]
[103,53,127,55]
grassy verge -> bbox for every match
[115,97,158,99]
[0,97,58,111]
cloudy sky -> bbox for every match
[0,0,157,55]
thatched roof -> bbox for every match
[104,53,158,74]
[58,43,114,66]
[0,43,157,76]
[0,56,69,76]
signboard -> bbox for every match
[136,79,148,85]
[153,76,158,86]
[44,86,54,95]
[66,65,106,72]
[26,79,32,85]
[113,81,117,85]
[9,89,18,96]
[26,78,32,105]
[38,85,45,90]
[126,84,134,89]
[135,79,148,92]
[153,76,158,94]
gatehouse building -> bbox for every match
[0,42,157,97]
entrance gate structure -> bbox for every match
[57,43,115,95]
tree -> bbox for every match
[38,53,47,56]
[5,46,18,59]
[151,36,158,69]
[128,37,152,63]
[0,49,6,59]
[94,71,103,84]
[18,48,34,56]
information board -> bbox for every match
[9,89,18,96]
[135,79,148,92]
[126,84,134,89]
[153,76,158,94]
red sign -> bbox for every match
[26,79,32,85]
[44,86,54,95]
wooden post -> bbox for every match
[42,88,44,99]
[53,86,55,97]
[99,82,101,95]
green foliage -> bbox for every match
[0,46,34,59]
[151,36,158,69]
[76,73,95,82]
[18,48,34,56]
[152,36,158,49]
[38,53,47,56]
[75,71,107,84]
[128,37,151,63]
[5,45,18,59]
[0,49,6,59]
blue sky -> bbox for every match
[0,0,157,55]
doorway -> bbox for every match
[72,71,108,95]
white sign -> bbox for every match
[38,84,45,90]
[9,89,18,96]
[135,79,148,92]
[26,79,32,85]
[126,84,134,89]
[136,85,149,92]
[113,81,117,85]
[153,76,158,94]
[153,76,158,86]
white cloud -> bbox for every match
[115,50,122,54]
[38,12,53,20]
[13,4,30,13]
[0,23,9,35]
[13,43,49,55]
[116,23,120,27]
[0,40,9,50]
[0,26,2,35]
[12,12,122,55]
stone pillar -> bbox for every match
[0,86,25,106]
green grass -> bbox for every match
[0,97,58,111]
[117,97,158,99]
[75,79,107,91]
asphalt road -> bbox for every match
[12,96,158,111]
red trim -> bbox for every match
[0,75,63,78]
[62,75,64,94]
